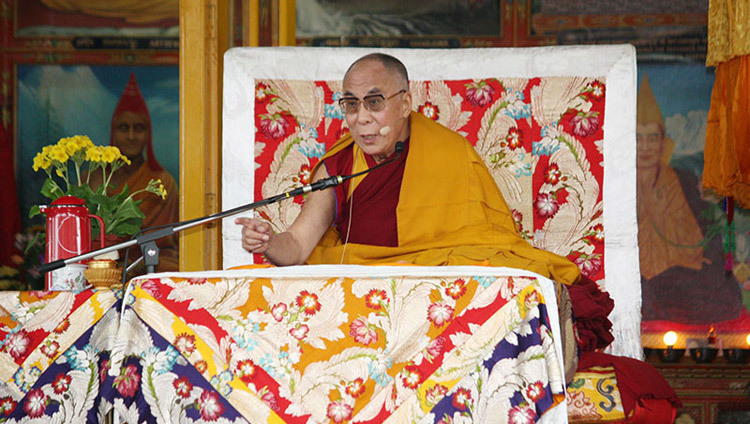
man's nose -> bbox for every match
[355,105,373,124]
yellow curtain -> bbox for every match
[703,0,750,208]
[41,0,178,23]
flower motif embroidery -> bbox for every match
[140,279,162,299]
[174,334,196,355]
[444,279,467,300]
[525,381,546,402]
[349,317,378,345]
[114,364,141,398]
[195,360,208,374]
[295,290,321,316]
[41,341,59,358]
[293,163,311,185]
[24,389,46,418]
[289,324,309,340]
[259,113,292,140]
[52,374,72,394]
[261,388,280,411]
[424,384,449,406]
[255,83,269,102]
[199,390,225,420]
[506,128,523,150]
[236,359,257,384]
[544,163,562,185]
[570,111,600,138]
[173,376,193,398]
[451,387,472,410]
[345,378,366,398]
[465,80,495,107]
[100,359,110,383]
[590,223,604,243]
[588,80,605,100]
[271,303,287,322]
[426,336,445,360]
[512,209,524,232]
[524,290,540,310]
[400,365,421,389]
[534,192,559,218]
[418,102,440,121]
[365,289,389,310]
[5,331,29,360]
[326,400,353,423]
[574,254,602,278]
[0,396,17,416]
[53,318,70,334]
[509,405,537,424]
[428,302,454,327]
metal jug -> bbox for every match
[39,196,105,290]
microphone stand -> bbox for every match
[38,142,404,277]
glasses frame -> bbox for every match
[338,89,407,114]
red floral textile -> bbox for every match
[253,78,607,281]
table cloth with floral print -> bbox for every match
[0,268,565,423]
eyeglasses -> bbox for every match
[338,90,406,114]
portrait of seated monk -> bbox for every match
[236,53,581,286]
[89,72,179,272]
[637,74,741,323]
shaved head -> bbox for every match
[345,53,409,90]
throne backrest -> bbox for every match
[221,46,639,357]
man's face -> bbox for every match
[112,111,149,159]
[342,59,411,162]
[636,122,664,169]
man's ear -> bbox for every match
[400,91,412,118]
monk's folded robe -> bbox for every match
[307,112,581,286]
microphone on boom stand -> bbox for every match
[38,141,405,281]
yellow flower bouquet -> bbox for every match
[29,135,167,237]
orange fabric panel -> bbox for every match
[703,55,750,208]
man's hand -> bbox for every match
[233,166,336,266]
[235,217,273,253]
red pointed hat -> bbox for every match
[110,72,162,172]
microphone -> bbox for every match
[38,142,404,275]
[287,141,404,196]
[379,126,391,136]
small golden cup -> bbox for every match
[84,259,122,288]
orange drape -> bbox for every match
[307,112,582,285]
[703,0,750,208]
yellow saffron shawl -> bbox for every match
[307,112,581,285]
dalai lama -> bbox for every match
[236,53,580,285]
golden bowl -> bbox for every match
[84,265,123,288]
[87,259,118,269]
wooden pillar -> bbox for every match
[179,0,228,271]
[278,0,296,46]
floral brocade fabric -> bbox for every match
[254,78,606,281]
[0,273,564,423]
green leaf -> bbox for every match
[111,221,142,237]
[117,201,146,220]
[40,178,62,200]
[29,205,41,218]
[68,184,95,200]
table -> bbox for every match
[0,265,569,423]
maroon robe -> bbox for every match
[322,139,410,247]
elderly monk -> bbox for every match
[236,53,580,285]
